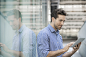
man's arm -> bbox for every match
[37,32,50,57]
[0,48,12,57]
[62,50,75,57]
[47,49,66,57]
[8,50,25,57]
[47,42,74,57]
[0,43,25,57]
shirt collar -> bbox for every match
[15,25,26,33]
[48,24,59,34]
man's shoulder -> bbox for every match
[38,26,50,36]
[22,25,35,35]
[20,25,36,40]
[23,26,32,32]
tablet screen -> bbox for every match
[71,38,85,47]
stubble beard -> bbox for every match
[54,23,61,30]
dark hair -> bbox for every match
[51,9,66,22]
[7,9,22,22]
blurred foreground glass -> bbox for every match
[0,0,50,57]
[0,7,36,57]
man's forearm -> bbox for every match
[7,49,25,57]
[1,51,12,57]
[47,49,66,57]
[62,50,76,57]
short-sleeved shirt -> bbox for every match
[37,24,64,57]
[12,25,36,57]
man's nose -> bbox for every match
[10,22,13,26]
[61,21,64,25]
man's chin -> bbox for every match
[57,28,60,30]
[58,28,61,30]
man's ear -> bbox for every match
[52,17,55,22]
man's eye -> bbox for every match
[60,20,62,21]
[63,21,65,22]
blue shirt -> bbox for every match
[12,25,36,57]
[37,24,64,57]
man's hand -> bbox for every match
[0,43,9,52]
[62,42,81,57]
[63,42,75,52]
[72,42,81,52]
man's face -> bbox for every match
[7,15,19,30]
[53,15,65,30]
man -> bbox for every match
[37,9,81,57]
[0,9,36,57]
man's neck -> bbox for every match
[50,23,57,31]
[19,23,23,29]
[16,23,23,31]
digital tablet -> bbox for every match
[71,38,85,47]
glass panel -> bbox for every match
[0,0,49,57]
